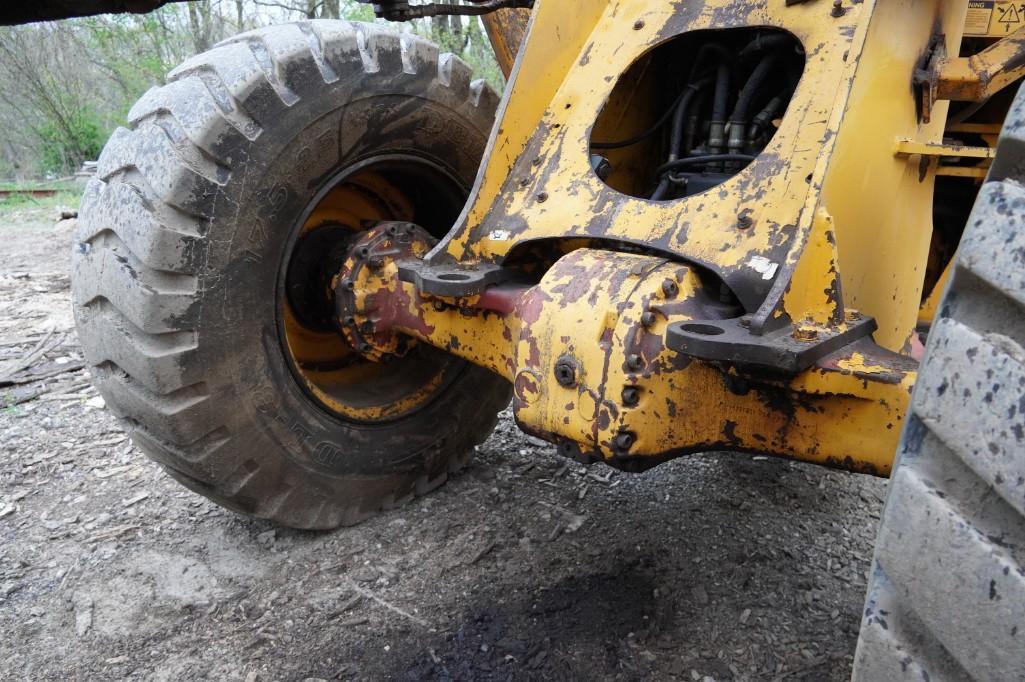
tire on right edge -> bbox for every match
[852,85,1025,680]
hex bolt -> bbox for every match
[640,311,656,328]
[661,279,679,298]
[621,386,640,407]
[554,357,578,387]
[831,0,845,17]
[632,19,645,30]
[368,256,385,269]
[627,353,644,371]
[614,431,636,452]
[738,314,752,329]
[737,213,753,229]
[537,191,549,203]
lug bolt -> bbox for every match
[621,386,640,407]
[554,357,578,387]
[357,246,370,259]
[640,311,656,328]
[627,353,644,371]
[614,431,636,452]
[661,279,679,298]
[831,0,845,17]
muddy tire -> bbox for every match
[852,88,1025,679]
[71,21,510,529]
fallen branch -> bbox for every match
[344,578,431,628]
[0,327,62,385]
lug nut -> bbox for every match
[661,279,678,298]
[621,386,640,407]
[640,311,656,328]
[614,432,636,452]
[627,353,644,371]
[554,357,578,387]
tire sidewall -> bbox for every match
[196,75,505,477]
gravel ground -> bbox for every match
[0,205,888,681]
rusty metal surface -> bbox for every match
[335,0,990,475]
[482,8,531,77]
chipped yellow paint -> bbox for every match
[341,0,1005,472]
[365,249,912,474]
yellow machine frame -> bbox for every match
[343,0,1023,475]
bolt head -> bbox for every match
[632,19,644,30]
[614,432,636,452]
[554,358,578,387]
[621,386,640,407]
[661,279,679,298]
[627,353,644,371]
[640,311,656,328]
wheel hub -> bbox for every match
[333,222,437,363]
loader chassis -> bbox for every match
[333,0,1020,474]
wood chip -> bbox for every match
[122,492,149,507]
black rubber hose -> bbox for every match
[653,154,755,178]
[650,175,672,201]
[730,53,780,125]
[591,87,693,150]
[739,33,795,62]
[668,76,713,161]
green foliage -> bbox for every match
[36,108,106,175]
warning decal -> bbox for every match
[965,0,995,36]
[966,1,1025,36]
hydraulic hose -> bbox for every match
[739,33,796,62]
[728,53,781,155]
[668,76,714,161]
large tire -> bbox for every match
[71,21,510,529]
[852,90,1025,679]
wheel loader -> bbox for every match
[8,0,1024,678]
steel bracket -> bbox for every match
[665,315,877,374]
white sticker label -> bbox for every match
[747,256,779,281]
[489,230,511,241]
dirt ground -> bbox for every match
[0,204,889,681]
